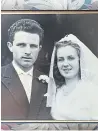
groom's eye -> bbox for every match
[30,44,38,48]
[16,43,26,47]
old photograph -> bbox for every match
[1,13,98,121]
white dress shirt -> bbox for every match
[12,61,33,103]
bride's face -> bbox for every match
[57,45,80,79]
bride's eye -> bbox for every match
[58,57,64,62]
[68,55,75,60]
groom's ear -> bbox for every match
[7,42,13,52]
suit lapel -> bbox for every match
[28,69,46,119]
[2,64,29,117]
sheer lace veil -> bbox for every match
[46,34,98,107]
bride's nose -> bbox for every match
[62,60,69,67]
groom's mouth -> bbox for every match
[21,57,32,62]
[22,57,32,60]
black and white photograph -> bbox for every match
[1,13,98,122]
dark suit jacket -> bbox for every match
[1,63,52,120]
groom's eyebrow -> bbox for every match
[30,44,38,48]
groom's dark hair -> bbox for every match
[8,19,44,45]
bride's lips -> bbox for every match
[62,68,72,72]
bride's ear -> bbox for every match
[7,42,13,52]
[39,45,42,51]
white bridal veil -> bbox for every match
[47,34,98,107]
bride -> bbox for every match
[47,34,98,120]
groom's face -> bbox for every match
[8,31,41,70]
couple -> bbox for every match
[1,19,98,120]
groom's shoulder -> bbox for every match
[1,63,13,77]
[2,63,11,70]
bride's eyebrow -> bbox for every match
[68,55,75,57]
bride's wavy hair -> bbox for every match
[53,40,81,89]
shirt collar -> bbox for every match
[12,61,33,76]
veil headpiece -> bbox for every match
[47,34,98,107]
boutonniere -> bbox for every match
[38,75,49,84]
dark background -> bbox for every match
[1,14,98,74]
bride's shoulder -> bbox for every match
[79,80,96,85]
[79,80,98,91]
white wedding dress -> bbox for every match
[51,80,98,120]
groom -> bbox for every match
[1,19,51,120]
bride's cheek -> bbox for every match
[57,63,62,71]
